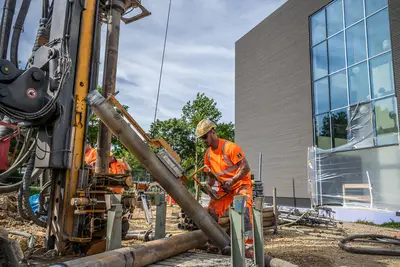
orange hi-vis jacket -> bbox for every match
[109,159,128,174]
[203,138,251,191]
[85,148,97,166]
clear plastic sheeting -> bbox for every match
[308,100,400,211]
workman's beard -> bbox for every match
[203,140,211,147]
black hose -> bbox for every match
[0,180,22,193]
[339,234,400,256]
[17,184,29,219]
[19,169,48,220]
[0,0,16,59]
[0,138,35,182]
[10,0,31,67]
[22,151,46,227]
[0,116,13,139]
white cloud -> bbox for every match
[13,0,287,130]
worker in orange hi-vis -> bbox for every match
[196,119,254,250]
[84,144,97,166]
[109,153,129,194]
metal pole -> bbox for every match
[195,139,201,201]
[253,197,265,267]
[155,194,166,239]
[292,178,296,209]
[230,195,247,267]
[96,0,125,174]
[53,230,208,267]
[85,90,230,249]
[258,152,262,181]
[273,188,278,234]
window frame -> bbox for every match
[309,0,398,152]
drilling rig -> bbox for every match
[0,0,231,263]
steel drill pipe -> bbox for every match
[96,0,125,174]
[52,230,208,267]
[54,230,297,267]
[85,90,230,249]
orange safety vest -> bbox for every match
[204,139,251,190]
[109,159,128,174]
[85,148,97,166]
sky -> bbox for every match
[12,0,287,130]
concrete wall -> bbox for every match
[235,0,332,206]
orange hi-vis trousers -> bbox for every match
[207,184,253,243]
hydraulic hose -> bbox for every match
[14,129,33,164]
[19,169,47,220]
[0,137,35,182]
[0,0,16,59]
[339,234,400,256]
[21,152,46,227]
[0,180,22,193]
[10,0,31,67]
[0,116,13,139]
[17,184,29,219]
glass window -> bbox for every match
[314,78,329,114]
[349,103,374,148]
[367,8,391,57]
[365,0,388,17]
[315,114,331,150]
[330,71,347,110]
[346,21,366,66]
[310,0,397,152]
[374,97,398,145]
[370,52,394,99]
[328,32,345,73]
[331,108,349,148]
[344,0,363,26]
[326,0,343,37]
[349,62,369,104]
[312,42,328,80]
[311,10,326,46]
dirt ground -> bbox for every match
[265,222,400,267]
[2,194,400,267]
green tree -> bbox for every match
[150,93,235,169]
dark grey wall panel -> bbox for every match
[235,0,332,199]
[389,0,400,123]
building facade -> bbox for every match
[236,0,400,210]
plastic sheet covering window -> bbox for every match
[308,101,400,211]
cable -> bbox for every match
[10,0,31,67]
[0,141,34,182]
[0,0,16,59]
[339,234,400,256]
[153,0,172,124]
[21,151,46,227]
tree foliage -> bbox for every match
[87,91,235,182]
[150,93,235,169]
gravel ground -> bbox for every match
[265,223,400,267]
[2,194,400,267]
